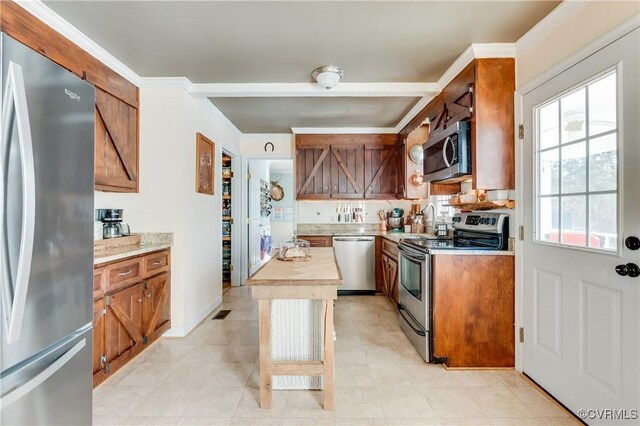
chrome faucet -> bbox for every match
[422,203,437,235]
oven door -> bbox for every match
[397,245,429,329]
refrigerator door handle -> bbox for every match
[1,61,36,345]
[0,338,86,410]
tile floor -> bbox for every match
[93,286,578,425]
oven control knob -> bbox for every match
[491,218,497,225]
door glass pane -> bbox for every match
[589,133,617,192]
[539,101,559,150]
[589,193,617,250]
[561,142,586,194]
[588,73,617,136]
[539,197,559,243]
[535,69,618,252]
[560,196,586,246]
[561,88,586,143]
[540,149,559,195]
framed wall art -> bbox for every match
[196,132,215,195]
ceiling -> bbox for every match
[208,96,421,133]
[45,1,561,132]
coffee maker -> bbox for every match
[96,209,131,239]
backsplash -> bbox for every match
[296,200,417,224]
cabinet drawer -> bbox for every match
[93,267,106,300]
[106,258,143,294]
[382,238,398,259]
[143,250,170,277]
[298,236,333,248]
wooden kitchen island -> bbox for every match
[245,247,342,410]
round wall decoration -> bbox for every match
[270,180,285,201]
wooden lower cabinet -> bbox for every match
[432,255,514,368]
[143,272,171,343]
[93,249,171,387]
[92,298,107,382]
[297,235,333,248]
[104,283,145,373]
[377,238,399,305]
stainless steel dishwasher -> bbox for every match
[332,236,376,295]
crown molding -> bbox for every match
[139,77,193,91]
[188,82,440,98]
[15,0,143,86]
[515,0,588,52]
[197,98,242,138]
[291,127,398,135]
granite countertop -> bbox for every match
[94,233,173,265]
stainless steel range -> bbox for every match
[397,212,509,362]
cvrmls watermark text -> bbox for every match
[577,408,638,421]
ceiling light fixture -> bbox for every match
[312,65,344,90]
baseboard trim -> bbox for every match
[164,295,223,337]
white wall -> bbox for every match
[95,87,241,336]
[240,134,294,158]
[517,1,640,87]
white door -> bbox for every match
[247,162,271,277]
[522,28,639,424]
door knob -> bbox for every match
[625,236,640,251]
[615,263,640,278]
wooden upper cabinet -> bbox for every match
[296,134,400,200]
[296,146,332,199]
[1,1,140,193]
[401,58,515,191]
[363,145,399,199]
[402,125,430,199]
[330,145,365,198]
[95,88,139,192]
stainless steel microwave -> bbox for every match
[423,120,471,182]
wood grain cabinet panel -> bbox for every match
[432,255,515,368]
[95,88,139,192]
[378,238,399,305]
[143,250,171,277]
[92,298,106,381]
[93,250,172,387]
[297,236,333,248]
[104,283,145,375]
[330,145,365,198]
[0,1,141,193]
[296,147,332,199]
[143,272,171,344]
[105,257,143,294]
[364,145,399,199]
[400,58,515,192]
[295,134,401,200]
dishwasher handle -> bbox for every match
[333,237,375,242]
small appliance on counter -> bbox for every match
[387,208,405,232]
[96,208,131,239]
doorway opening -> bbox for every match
[221,152,233,292]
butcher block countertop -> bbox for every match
[246,247,343,286]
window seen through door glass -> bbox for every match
[535,70,618,251]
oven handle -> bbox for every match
[397,304,426,337]
[398,245,426,261]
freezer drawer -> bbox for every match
[0,326,92,425]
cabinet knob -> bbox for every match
[137,298,142,303]
[147,293,152,298]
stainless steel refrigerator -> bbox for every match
[0,33,94,424]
